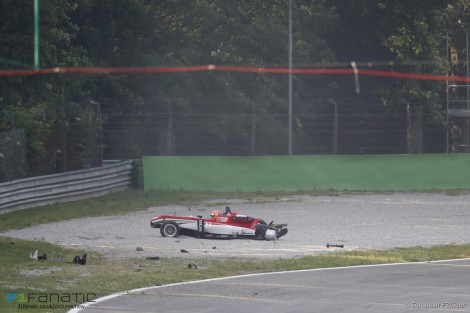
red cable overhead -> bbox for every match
[0,64,468,83]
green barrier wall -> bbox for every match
[143,154,470,191]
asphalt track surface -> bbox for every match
[72,258,470,313]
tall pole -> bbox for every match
[467,31,469,105]
[466,31,469,152]
[34,0,40,69]
[446,33,449,153]
[288,0,293,155]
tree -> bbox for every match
[329,0,465,153]
[0,0,99,179]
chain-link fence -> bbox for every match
[102,98,448,159]
[0,128,27,182]
[0,98,455,182]
[0,110,102,182]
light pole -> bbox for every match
[288,0,293,155]
[34,0,40,69]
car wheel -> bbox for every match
[160,222,180,237]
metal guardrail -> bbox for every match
[0,160,133,212]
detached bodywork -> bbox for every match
[150,207,288,240]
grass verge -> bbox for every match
[1,236,470,313]
[1,189,470,313]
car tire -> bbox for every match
[160,222,180,237]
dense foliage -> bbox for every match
[0,0,469,180]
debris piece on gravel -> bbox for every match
[326,243,344,248]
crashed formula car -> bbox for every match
[150,206,288,240]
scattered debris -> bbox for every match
[30,250,38,260]
[180,249,189,253]
[57,279,79,283]
[212,246,217,249]
[187,263,197,269]
[73,254,87,265]
[326,243,344,249]
[30,250,65,262]
[29,250,46,260]
[136,247,144,251]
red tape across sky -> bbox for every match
[0,64,468,83]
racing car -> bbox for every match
[150,206,287,240]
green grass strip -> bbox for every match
[1,236,470,313]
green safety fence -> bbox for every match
[143,154,470,191]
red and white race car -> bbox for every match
[150,206,288,240]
